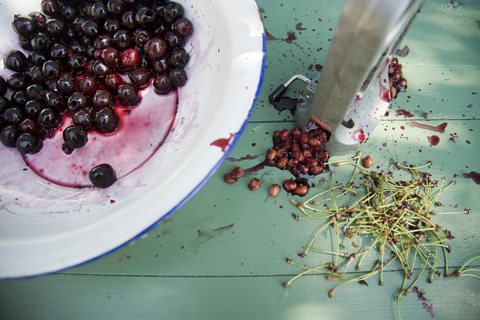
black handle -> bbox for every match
[268,84,287,105]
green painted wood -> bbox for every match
[50,120,480,277]
[1,272,479,320]
[252,0,480,123]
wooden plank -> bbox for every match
[58,120,479,276]
[1,272,479,320]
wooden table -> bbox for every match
[1,0,479,319]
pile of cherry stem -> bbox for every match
[283,151,474,320]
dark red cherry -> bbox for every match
[4,50,28,72]
[63,125,88,149]
[104,73,124,93]
[45,18,66,37]
[41,0,61,17]
[121,48,140,68]
[67,54,88,74]
[25,83,48,100]
[117,83,140,106]
[174,17,193,37]
[133,29,151,47]
[153,73,172,95]
[56,74,76,96]
[101,47,120,68]
[104,17,121,34]
[67,92,91,112]
[42,60,62,80]
[94,34,114,50]
[73,109,94,130]
[169,68,187,87]
[144,38,167,61]
[90,2,109,22]
[78,75,100,97]
[12,15,38,38]
[89,163,116,188]
[7,73,27,91]
[28,11,47,30]
[0,77,7,96]
[18,118,39,134]
[107,0,127,17]
[113,29,133,50]
[121,10,136,30]
[18,36,33,51]
[25,66,45,83]
[168,47,189,68]
[151,58,169,76]
[50,43,68,61]
[164,30,185,49]
[45,90,66,112]
[28,51,47,66]
[128,67,152,89]
[11,91,29,107]
[16,133,42,154]
[3,106,24,125]
[135,7,157,28]
[25,100,44,118]
[91,60,112,80]
[163,2,184,23]
[81,19,100,38]
[37,107,61,129]
[68,39,87,54]
[31,32,52,53]
[61,4,79,23]
[93,107,118,133]
[93,89,115,109]
[0,125,19,148]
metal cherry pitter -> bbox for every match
[269,0,425,156]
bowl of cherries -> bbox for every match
[0,0,265,278]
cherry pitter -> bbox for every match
[269,0,425,155]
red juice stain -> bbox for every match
[265,28,278,41]
[427,135,440,146]
[110,199,115,204]
[409,122,448,133]
[295,23,307,31]
[227,154,261,162]
[400,126,405,130]
[274,97,297,115]
[463,172,480,184]
[244,161,266,177]
[285,31,296,43]
[379,81,390,102]
[211,133,235,152]
[24,89,178,187]
[396,109,414,118]
[352,129,366,142]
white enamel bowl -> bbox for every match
[0,0,266,278]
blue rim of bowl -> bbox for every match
[9,31,267,280]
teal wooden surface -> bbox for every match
[1,0,480,319]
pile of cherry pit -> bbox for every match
[0,0,193,188]
[224,127,333,197]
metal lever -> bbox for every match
[295,0,425,155]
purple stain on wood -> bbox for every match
[265,28,278,40]
[396,109,414,118]
[428,135,440,146]
[285,31,296,43]
[244,161,267,177]
[409,122,448,133]
[464,172,480,184]
[295,23,307,31]
[412,286,434,318]
[227,154,261,162]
